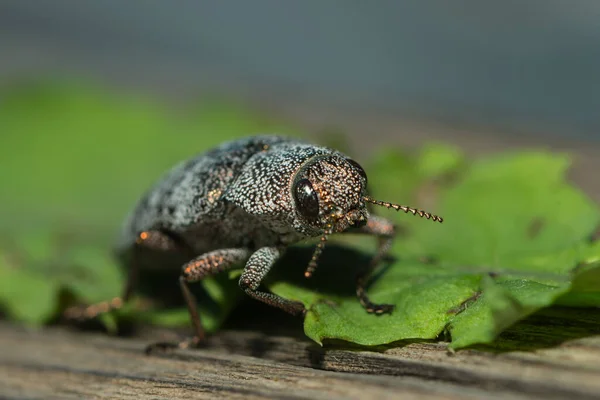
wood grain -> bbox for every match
[1,307,600,399]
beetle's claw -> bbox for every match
[367,303,395,315]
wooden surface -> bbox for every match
[2,306,600,400]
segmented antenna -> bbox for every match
[304,223,333,278]
[363,196,444,223]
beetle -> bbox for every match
[64,135,442,350]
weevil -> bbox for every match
[64,135,443,350]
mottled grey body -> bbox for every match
[115,135,367,267]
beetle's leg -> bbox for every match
[349,215,397,315]
[146,248,251,353]
[179,248,251,344]
[239,246,306,316]
[63,230,182,321]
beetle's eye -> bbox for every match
[346,159,367,186]
[293,179,320,221]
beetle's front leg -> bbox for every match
[350,215,397,315]
[239,246,306,316]
[146,248,251,353]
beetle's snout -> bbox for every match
[346,208,368,228]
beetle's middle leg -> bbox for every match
[348,215,397,315]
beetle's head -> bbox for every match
[292,154,443,278]
[292,155,369,235]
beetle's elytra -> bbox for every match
[65,135,442,351]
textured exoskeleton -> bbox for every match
[65,135,442,350]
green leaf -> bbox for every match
[556,249,600,307]
[411,152,598,268]
[0,247,58,324]
[269,150,600,349]
[0,230,124,324]
[273,259,482,345]
[448,276,564,349]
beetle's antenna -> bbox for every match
[304,234,327,278]
[304,221,334,278]
[363,196,444,223]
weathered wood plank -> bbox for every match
[1,306,600,400]
[0,323,503,400]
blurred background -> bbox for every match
[0,0,599,333]
[2,1,599,136]
[2,0,600,225]
[2,0,599,231]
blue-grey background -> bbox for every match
[1,0,599,141]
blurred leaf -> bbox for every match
[134,274,244,333]
[0,247,57,324]
[0,80,299,233]
[0,80,296,329]
[556,254,600,307]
